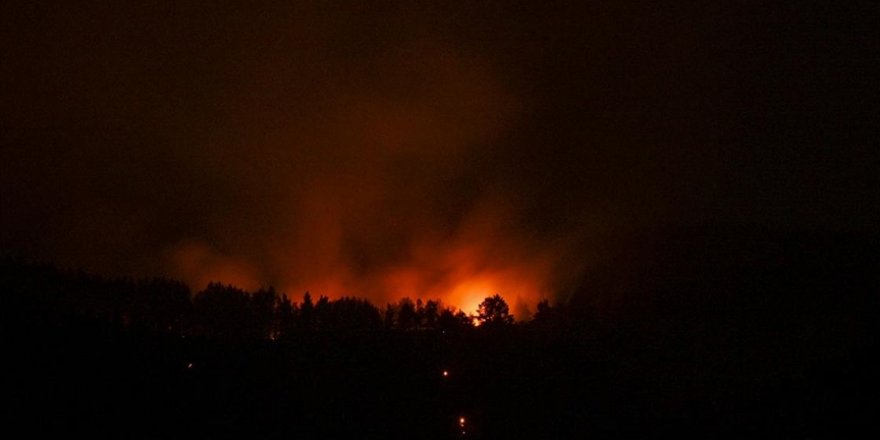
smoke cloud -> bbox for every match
[5,2,872,318]
[158,41,576,316]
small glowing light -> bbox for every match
[442,370,449,377]
[186,362,193,369]
[459,417,466,426]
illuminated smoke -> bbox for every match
[163,43,574,318]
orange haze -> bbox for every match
[169,201,570,319]
[159,43,584,319]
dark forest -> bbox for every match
[5,225,877,438]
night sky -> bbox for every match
[2,1,877,314]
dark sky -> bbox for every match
[2,1,877,314]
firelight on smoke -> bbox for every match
[157,41,580,320]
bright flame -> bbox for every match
[171,199,562,319]
[152,42,588,320]
[172,202,569,319]
[448,278,494,316]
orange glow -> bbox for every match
[161,45,582,318]
[171,230,564,319]
[459,417,466,427]
[442,370,449,377]
[448,277,494,316]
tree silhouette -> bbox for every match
[314,295,331,329]
[320,297,382,331]
[251,287,278,339]
[299,291,315,331]
[438,307,474,332]
[192,282,258,340]
[476,294,514,327]
[415,298,426,328]
[397,297,417,330]
[383,303,397,329]
[4,225,878,438]
[277,293,296,338]
[423,300,440,328]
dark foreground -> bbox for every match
[4,227,878,438]
[8,323,877,439]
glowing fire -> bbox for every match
[448,278,493,316]
[171,211,565,320]
[157,44,583,322]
